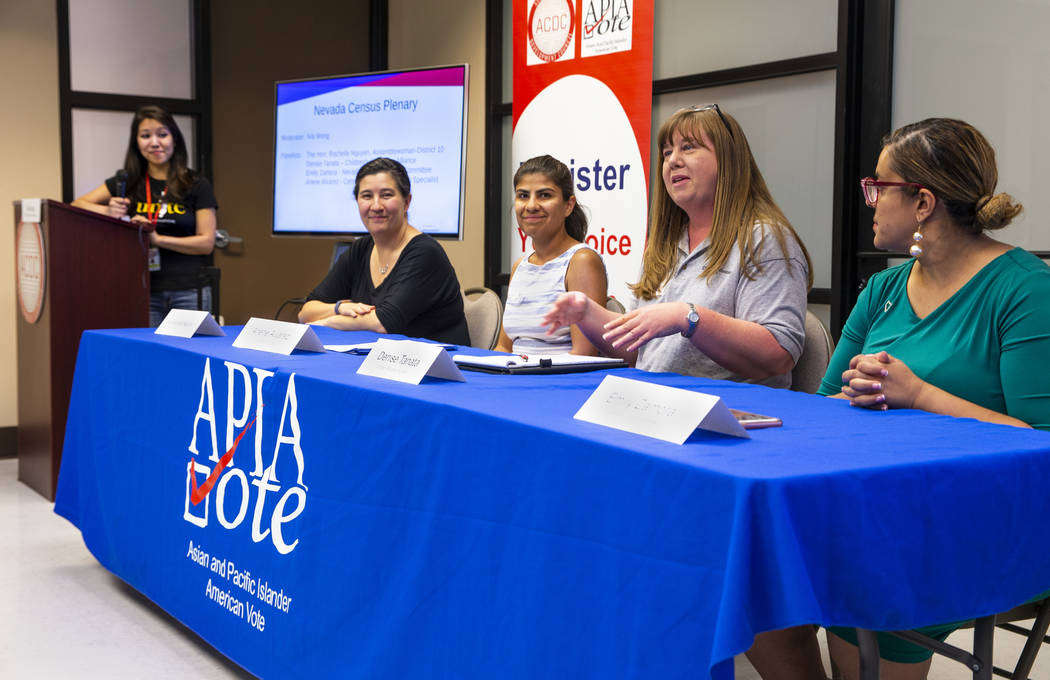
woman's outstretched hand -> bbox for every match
[542,291,591,334]
[601,302,689,352]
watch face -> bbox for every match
[683,304,699,337]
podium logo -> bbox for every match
[581,0,632,58]
[527,0,575,65]
[16,221,45,324]
[183,358,307,555]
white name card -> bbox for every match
[574,374,749,444]
[155,309,225,338]
[356,338,465,385]
[232,317,324,355]
[20,198,41,223]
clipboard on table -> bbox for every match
[452,353,629,374]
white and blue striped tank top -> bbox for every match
[502,243,599,354]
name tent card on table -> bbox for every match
[154,309,225,338]
[574,374,749,444]
[356,338,465,385]
[232,317,324,355]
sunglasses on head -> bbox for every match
[678,104,734,139]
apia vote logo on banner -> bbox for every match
[581,0,633,57]
[514,0,653,304]
[184,358,308,556]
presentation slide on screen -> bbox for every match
[273,68,466,236]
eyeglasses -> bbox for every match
[859,177,927,207]
[680,104,734,139]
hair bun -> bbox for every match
[976,192,1022,230]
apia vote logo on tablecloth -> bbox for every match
[183,358,307,556]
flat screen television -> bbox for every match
[272,64,468,238]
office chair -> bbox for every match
[462,286,503,350]
[790,310,834,393]
[273,241,354,321]
[160,266,221,320]
[850,596,1050,679]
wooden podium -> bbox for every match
[14,200,152,500]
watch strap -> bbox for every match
[682,303,699,338]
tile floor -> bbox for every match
[1,458,1046,679]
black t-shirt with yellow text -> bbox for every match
[105,174,218,290]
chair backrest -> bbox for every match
[161,266,221,320]
[790,310,834,393]
[462,287,504,350]
[605,296,626,314]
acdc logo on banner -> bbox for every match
[184,358,307,555]
[527,0,575,64]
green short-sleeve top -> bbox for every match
[818,248,1050,430]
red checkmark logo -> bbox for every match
[188,414,258,506]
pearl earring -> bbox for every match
[910,224,924,258]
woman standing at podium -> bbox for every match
[72,105,217,326]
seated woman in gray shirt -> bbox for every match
[543,105,812,388]
[543,105,816,679]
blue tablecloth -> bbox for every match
[55,327,1050,679]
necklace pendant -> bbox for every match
[379,264,388,275]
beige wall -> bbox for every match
[0,0,488,431]
[0,2,61,429]
[388,0,487,289]
[210,1,371,324]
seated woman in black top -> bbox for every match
[299,157,469,346]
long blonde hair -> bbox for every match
[631,107,812,300]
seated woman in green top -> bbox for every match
[818,118,1050,677]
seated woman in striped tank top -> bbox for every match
[495,155,608,355]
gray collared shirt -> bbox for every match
[634,223,808,388]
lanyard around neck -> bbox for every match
[145,178,168,226]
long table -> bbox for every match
[54,327,1050,679]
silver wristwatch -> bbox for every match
[682,303,699,338]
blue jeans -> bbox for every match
[150,287,213,327]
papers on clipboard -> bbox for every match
[452,353,628,374]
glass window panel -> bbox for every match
[72,108,195,199]
[652,70,837,289]
[893,0,1050,251]
[500,115,517,272]
[502,0,513,103]
[653,0,837,79]
[69,0,193,98]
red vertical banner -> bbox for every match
[512,0,654,303]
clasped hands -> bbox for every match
[542,291,690,352]
[840,350,926,410]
